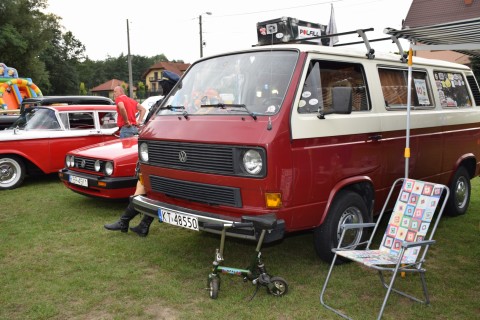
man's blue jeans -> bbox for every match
[120,125,138,138]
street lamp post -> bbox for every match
[126,19,133,98]
[199,12,212,58]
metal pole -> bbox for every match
[127,19,134,98]
[405,47,413,178]
[199,15,203,58]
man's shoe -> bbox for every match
[104,220,128,232]
[129,222,149,237]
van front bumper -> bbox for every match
[132,194,285,243]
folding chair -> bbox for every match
[320,178,449,320]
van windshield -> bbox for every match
[161,51,298,116]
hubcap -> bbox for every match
[337,207,364,247]
[455,177,468,209]
[0,160,19,186]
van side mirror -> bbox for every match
[331,87,353,114]
[318,87,353,119]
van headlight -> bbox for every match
[139,142,149,162]
[104,161,114,176]
[243,149,263,175]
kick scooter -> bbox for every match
[205,215,288,299]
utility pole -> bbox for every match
[199,15,204,58]
[199,12,212,58]
[127,19,133,98]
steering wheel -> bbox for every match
[263,97,283,107]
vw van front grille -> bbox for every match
[146,141,235,174]
[150,176,242,207]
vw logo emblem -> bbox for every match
[178,151,187,163]
[80,159,86,168]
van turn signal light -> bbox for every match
[265,193,282,208]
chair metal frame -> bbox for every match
[320,178,450,319]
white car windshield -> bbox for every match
[9,108,61,130]
[160,50,298,116]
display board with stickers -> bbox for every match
[434,71,472,107]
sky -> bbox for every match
[45,0,413,64]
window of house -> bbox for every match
[379,67,433,109]
[298,60,369,114]
[434,71,472,108]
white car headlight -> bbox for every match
[66,155,75,167]
[139,142,149,162]
[94,160,101,172]
[243,149,263,175]
[105,161,114,176]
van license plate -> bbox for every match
[158,208,199,231]
[69,175,88,187]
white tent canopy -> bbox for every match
[384,17,480,57]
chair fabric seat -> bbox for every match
[336,249,414,266]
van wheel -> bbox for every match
[314,190,369,263]
[0,156,26,190]
[445,166,470,216]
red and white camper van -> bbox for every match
[131,31,480,262]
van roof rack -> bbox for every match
[259,28,408,62]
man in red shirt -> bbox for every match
[113,86,146,138]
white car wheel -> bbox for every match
[0,156,26,190]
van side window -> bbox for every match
[434,71,472,108]
[298,60,369,114]
[379,68,433,109]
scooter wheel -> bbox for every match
[267,276,288,296]
[208,276,220,299]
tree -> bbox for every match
[0,1,179,96]
[137,81,146,99]
[40,29,85,94]
[0,0,85,95]
[79,82,87,95]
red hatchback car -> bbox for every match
[59,137,138,199]
[0,104,118,189]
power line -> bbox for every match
[214,0,343,18]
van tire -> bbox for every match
[445,166,470,216]
[314,190,368,264]
[0,156,26,190]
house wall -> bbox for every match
[145,70,160,93]
[415,50,471,66]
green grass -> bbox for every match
[1,174,479,319]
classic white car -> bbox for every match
[0,104,118,190]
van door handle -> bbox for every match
[368,134,382,141]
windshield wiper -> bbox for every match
[160,105,189,119]
[160,105,185,111]
[200,103,257,120]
